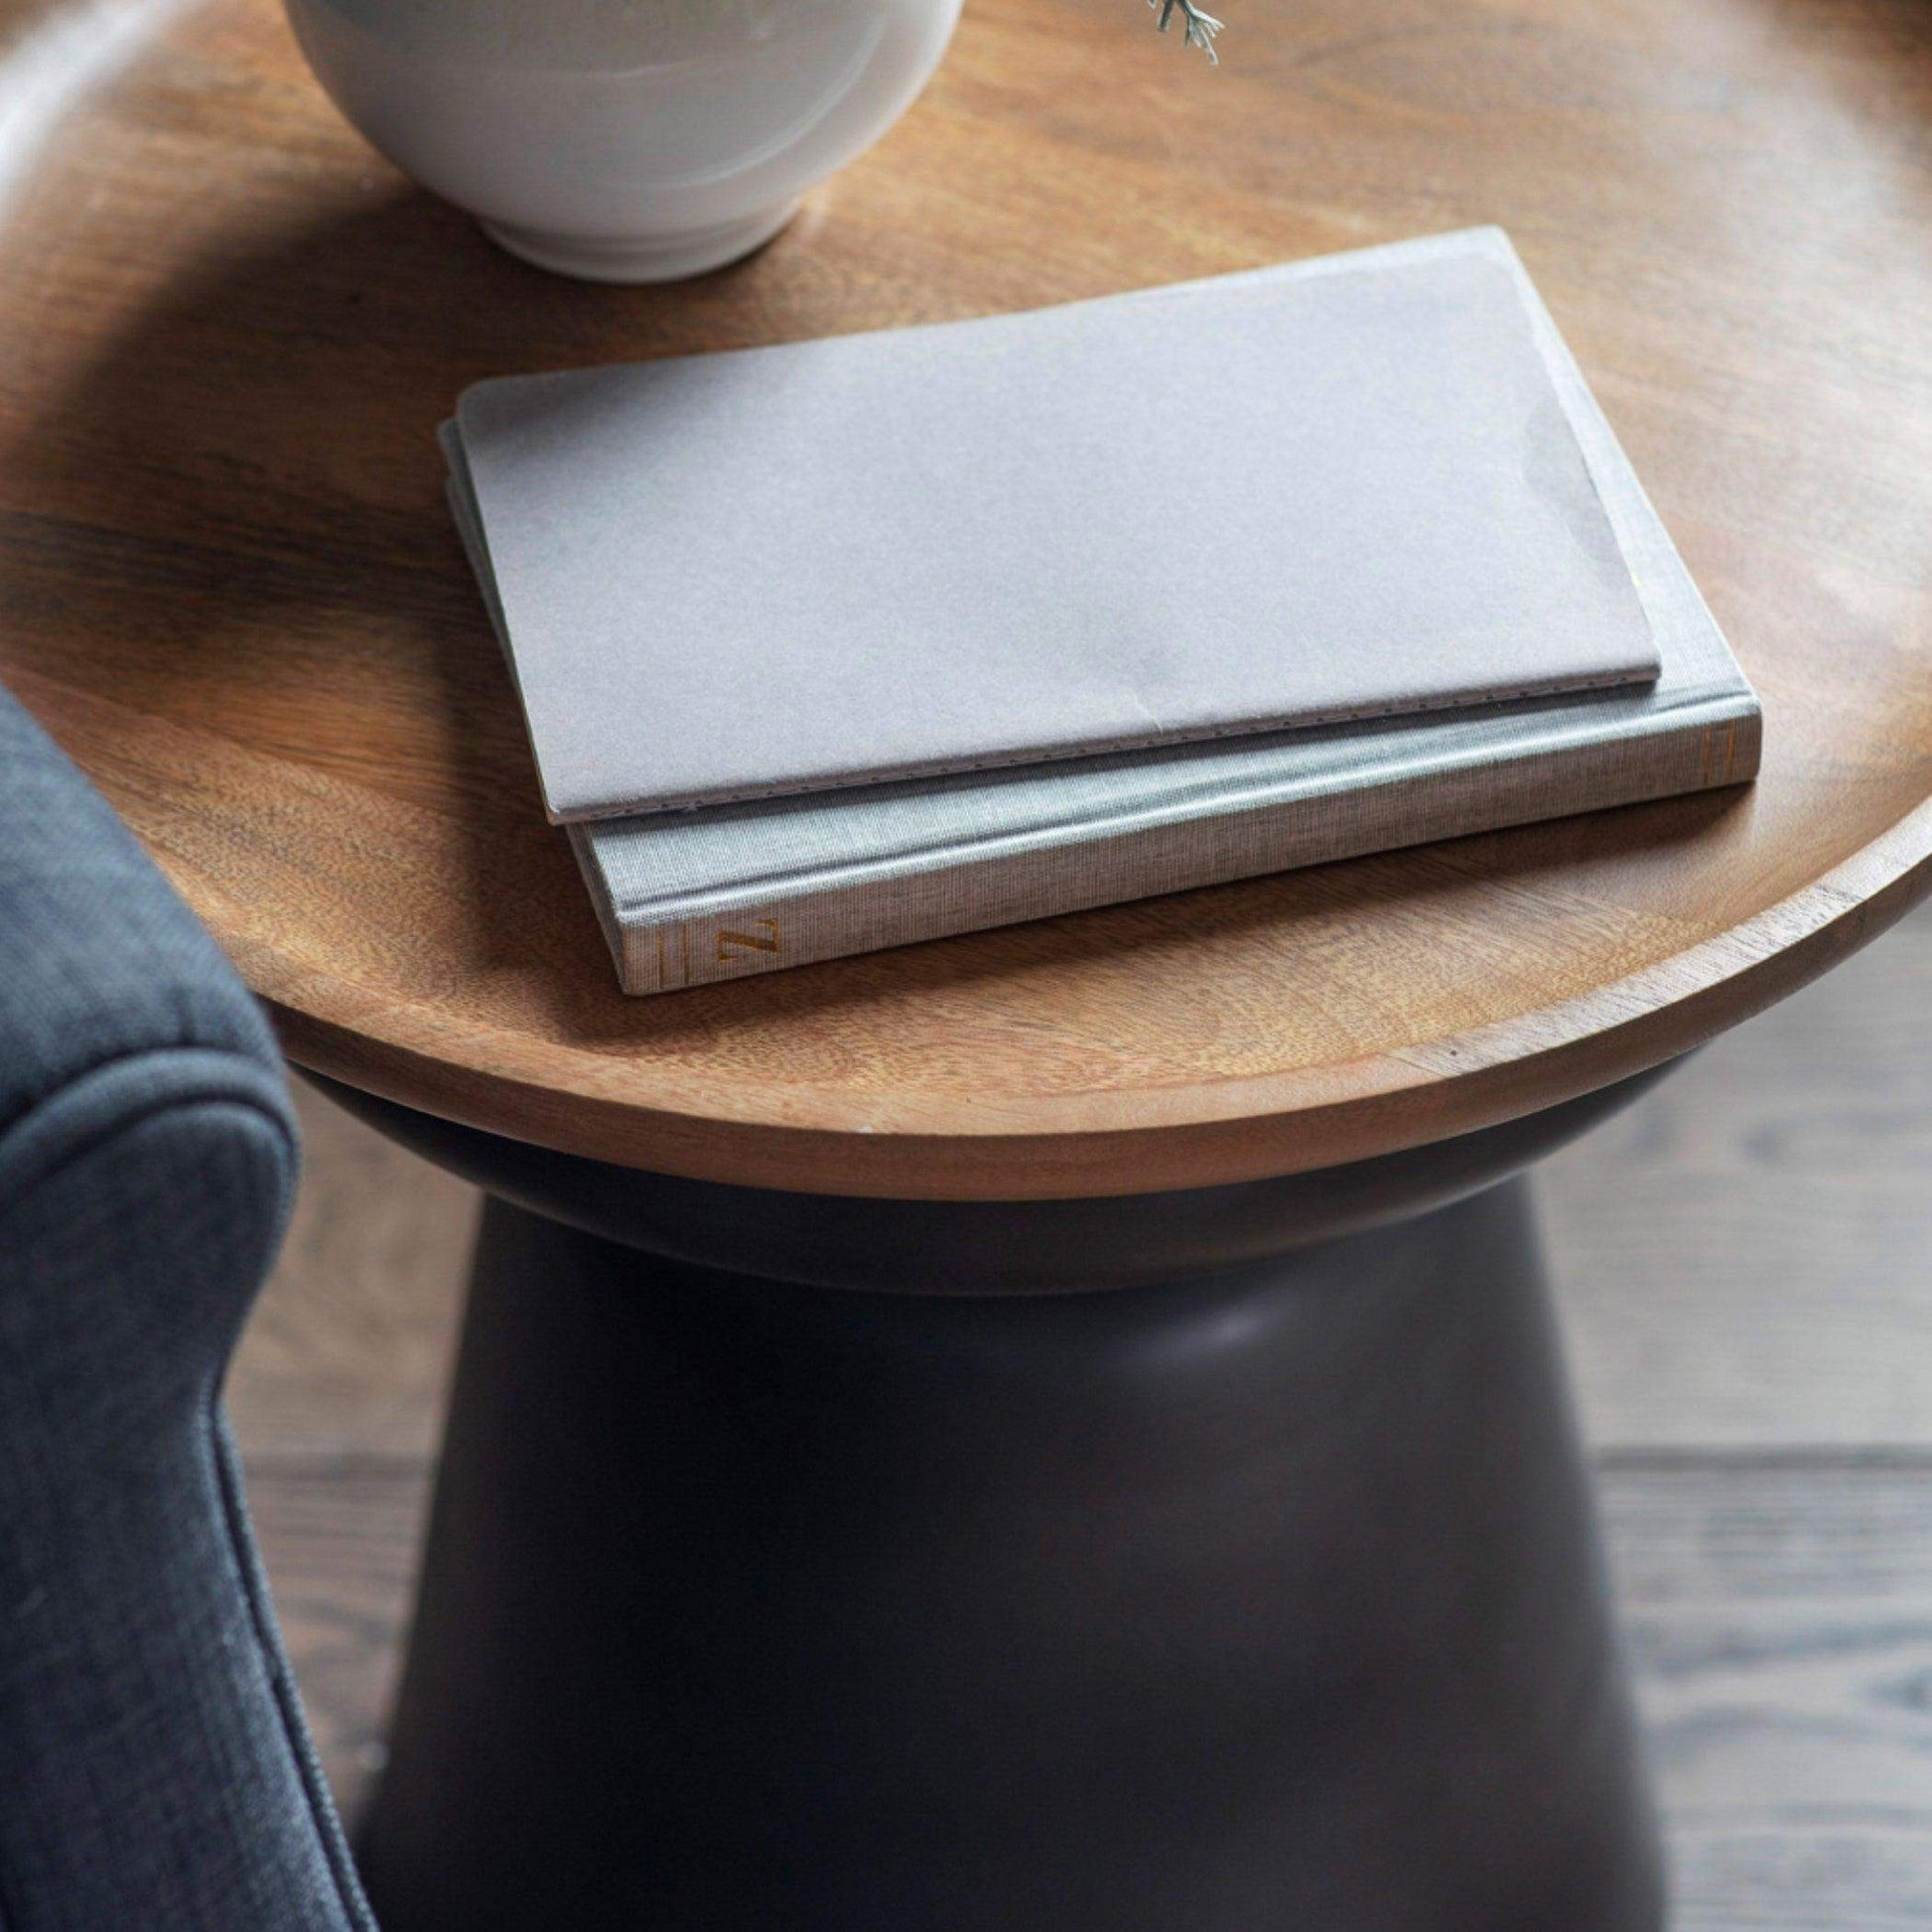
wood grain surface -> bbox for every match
[3,0,1930,1195]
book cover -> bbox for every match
[449,229,1659,820]
[445,230,1758,996]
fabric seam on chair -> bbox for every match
[205,1402,376,1932]
[0,994,279,1138]
[0,1052,371,1927]
[180,1085,376,1932]
[0,1046,297,1219]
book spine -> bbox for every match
[615,702,1762,995]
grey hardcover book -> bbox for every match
[446,230,1758,996]
[450,228,1660,821]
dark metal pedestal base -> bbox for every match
[355,1175,1661,1932]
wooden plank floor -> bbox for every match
[231,898,1932,1927]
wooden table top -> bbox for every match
[2,0,1929,1199]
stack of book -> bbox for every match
[444,227,1758,995]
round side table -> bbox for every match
[3,0,1930,1925]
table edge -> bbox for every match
[272,796,1932,1196]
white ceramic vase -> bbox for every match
[283,0,963,282]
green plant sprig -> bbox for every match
[1151,0,1224,64]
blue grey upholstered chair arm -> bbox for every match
[0,684,375,1931]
